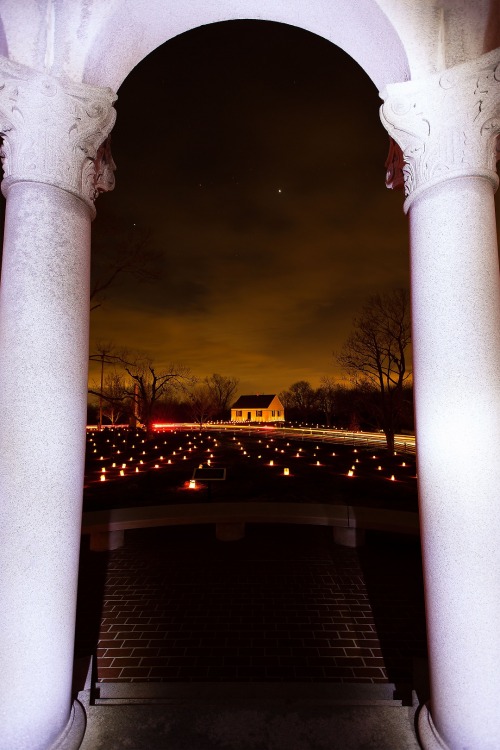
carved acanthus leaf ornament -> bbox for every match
[0,57,117,215]
[380,48,500,212]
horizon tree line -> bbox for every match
[89,289,412,448]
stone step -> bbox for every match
[92,680,413,707]
[78,686,420,750]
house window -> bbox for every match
[277,411,281,417]
[271,410,275,417]
[256,410,263,417]
[236,410,242,417]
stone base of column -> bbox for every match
[90,530,124,551]
[216,523,245,541]
[50,700,86,750]
[417,703,450,749]
[333,526,365,547]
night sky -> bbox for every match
[88,20,499,395]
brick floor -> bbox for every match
[75,524,427,686]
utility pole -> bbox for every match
[98,352,105,431]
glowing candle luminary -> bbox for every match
[283,468,290,476]
[348,470,354,477]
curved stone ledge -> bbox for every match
[50,701,86,750]
[417,704,450,750]
[82,502,419,550]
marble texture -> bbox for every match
[408,175,500,750]
[381,49,500,745]
[380,48,500,212]
[0,181,92,750]
[0,3,498,748]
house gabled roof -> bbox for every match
[231,394,281,409]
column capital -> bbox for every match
[380,47,500,212]
[0,56,117,216]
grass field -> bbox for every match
[84,427,418,513]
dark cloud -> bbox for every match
[88,20,417,392]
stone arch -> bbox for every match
[81,0,409,92]
[1,4,500,750]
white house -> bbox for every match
[231,394,285,423]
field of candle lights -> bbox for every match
[84,428,417,513]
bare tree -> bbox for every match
[337,289,411,452]
[89,341,129,430]
[90,221,161,312]
[315,376,339,428]
[204,373,239,418]
[123,359,191,436]
[187,383,218,428]
[88,371,128,425]
[282,380,317,421]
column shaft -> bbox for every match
[410,175,500,749]
[0,182,91,750]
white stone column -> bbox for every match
[0,58,116,750]
[381,49,500,750]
